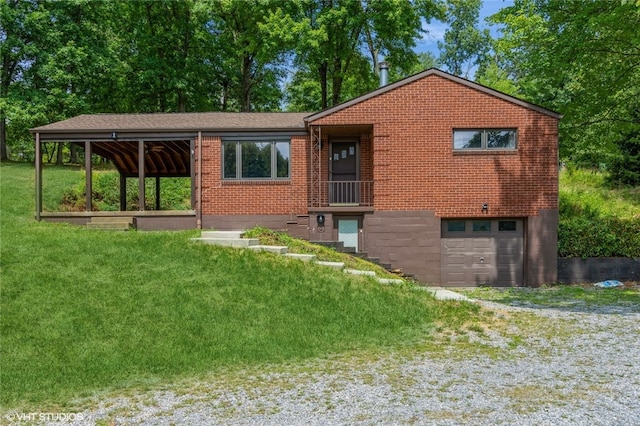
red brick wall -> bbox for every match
[200,135,309,215]
[310,74,559,218]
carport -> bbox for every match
[31,113,200,229]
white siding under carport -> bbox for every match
[441,219,524,287]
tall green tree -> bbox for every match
[33,0,120,163]
[115,0,215,112]
[1,0,39,161]
[608,106,640,186]
[2,0,121,161]
[474,58,519,96]
[2,0,448,159]
[205,0,301,112]
[490,0,640,165]
[437,0,491,79]
[291,0,439,110]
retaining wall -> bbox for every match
[558,257,640,284]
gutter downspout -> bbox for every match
[197,131,202,229]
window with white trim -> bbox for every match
[222,140,290,180]
[453,129,517,150]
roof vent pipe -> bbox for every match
[379,61,389,87]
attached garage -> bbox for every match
[441,219,524,287]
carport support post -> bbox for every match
[138,140,145,211]
[190,138,196,211]
[35,133,42,220]
[119,174,127,211]
[84,141,92,212]
[155,176,160,210]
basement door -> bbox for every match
[338,218,359,252]
[441,219,524,287]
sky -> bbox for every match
[416,0,515,57]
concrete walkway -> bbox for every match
[425,287,473,301]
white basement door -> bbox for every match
[338,219,359,252]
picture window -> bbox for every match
[223,140,290,180]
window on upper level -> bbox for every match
[453,129,517,151]
[222,139,290,180]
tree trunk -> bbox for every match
[56,143,64,165]
[241,54,253,112]
[0,114,7,161]
[332,56,343,106]
[221,81,229,111]
[319,62,328,109]
[178,90,186,112]
[70,143,78,163]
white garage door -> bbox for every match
[441,219,524,287]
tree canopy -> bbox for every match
[488,0,640,168]
[2,0,640,180]
[1,0,443,159]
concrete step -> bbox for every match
[284,253,316,262]
[86,222,130,230]
[377,278,404,285]
[344,269,376,277]
[316,261,345,270]
[192,238,259,248]
[310,241,345,250]
[248,245,289,254]
[200,230,245,239]
[421,287,472,302]
[90,216,134,225]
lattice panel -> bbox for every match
[310,126,322,208]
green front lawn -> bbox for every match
[0,162,480,410]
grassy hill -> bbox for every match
[559,168,640,257]
[0,162,479,410]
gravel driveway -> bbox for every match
[55,300,640,426]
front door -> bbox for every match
[330,141,358,204]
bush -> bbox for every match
[559,215,640,258]
[606,118,640,186]
[559,167,640,258]
[59,170,192,211]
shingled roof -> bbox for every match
[32,112,310,134]
[31,112,312,178]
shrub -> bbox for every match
[559,216,640,258]
[559,168,640,258]
[58,170,191,211]
[606,116,640,186]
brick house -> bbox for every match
[33,69,561,286]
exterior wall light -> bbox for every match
[482,203,488,213]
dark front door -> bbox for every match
[330,142,358,204]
